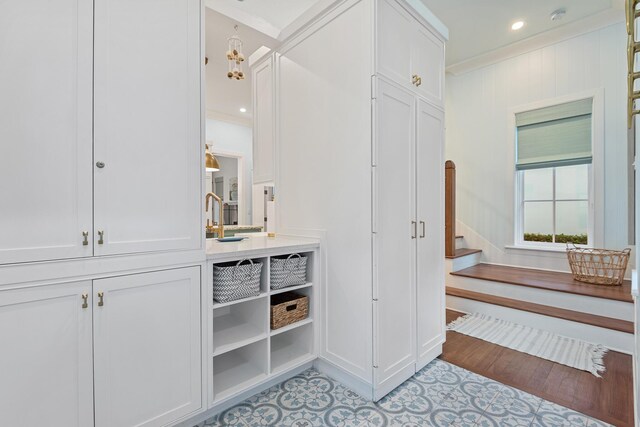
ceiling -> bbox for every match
[205,8,278,123]
[420,0,624,66]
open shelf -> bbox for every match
[212,298,268,356]
[270,318,313,336]
[212,292,267,310]
[212,339,268,402]
[270,323,314,374]
[270,282,313,295]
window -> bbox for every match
[515,98,593,247]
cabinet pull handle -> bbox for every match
[411,74,419,86]
[416,76,422,87]
[98,292,104,307]
[82,231,89,246]
[420,221,426,238]
[411,221,417,239]
[96,161,105,169]
[81,293,89,309]
[98,230,104,245]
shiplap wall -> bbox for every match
[446,23,634,272]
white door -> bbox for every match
[94,267,201,427]
[93,0,202,256]
[416,100,445,369]
[411,24,445,107]
[0,281,94,427]
[252,56,275,184]
[372,78,417,399]
[0,0,93,264]
[376,0,414,91]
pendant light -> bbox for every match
[205,144,220,172]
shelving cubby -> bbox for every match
[270,322,314,374]
[211,338,269,402]
[212,297,268,356]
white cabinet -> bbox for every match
[93,0,202,256]
[0,267,201,427]
[377,0,444,105]
[252,55,275,184]
[373,79,417,396]
[416,100,445,368]
[0,0,94,264]
[0,281,94,427]
[94,267,202,427]
[0,0,202,265]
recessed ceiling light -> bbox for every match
[239,107,247,113]
[511,21,525,31]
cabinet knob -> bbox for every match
[96,161,105,169]
[411,74,419,85]
[82,231,89,246]
[98,230,104,245]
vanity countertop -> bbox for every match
[206,235,320,261]
[223,225,264,231]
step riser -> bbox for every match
[446,296,634,354]
[445,252,482,273]
[455,238,465,250]
[447,275,634,322]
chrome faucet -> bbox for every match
[205,192,224,238]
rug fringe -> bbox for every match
[446,313,472,331]
[590,344,609,378]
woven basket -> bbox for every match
[270,292,309,330]
[212,259,262,303]
[566,245,631,286]
[270,253,308,290]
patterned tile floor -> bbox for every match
[197,359,612,427]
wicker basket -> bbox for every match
[566,245,631,286]
[270,253,308,290]
[212,259,263,303]
[270,292,309,330]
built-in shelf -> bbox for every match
[212,297,268,356]
[270,282,313,295]
[270,323,313,374]
[212,292,267,310]
[270,318,313,337]
[212,339,268,402]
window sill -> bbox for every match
[505,244,573,254]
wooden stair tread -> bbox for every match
[445,287,634,334]
[450,263,633,303]
[445,248,482,259]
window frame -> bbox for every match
[510,90,604,251]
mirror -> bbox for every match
[206,154,240,226]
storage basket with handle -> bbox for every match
[270,253,308,290]
[566,244,631,286]
[270,291,309,330]
[212,258,263,303]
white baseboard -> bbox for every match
[314,356,374,400]
[446,296,634,354]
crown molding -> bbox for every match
[206,109,252,127]
[446,9,624,76]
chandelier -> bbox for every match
[226,25,245,80]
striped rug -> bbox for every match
[447,313,608,377]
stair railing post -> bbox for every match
[445,160,456,258]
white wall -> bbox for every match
[206,117,253,224]
[446,23,634,273]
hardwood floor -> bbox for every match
[441,310,634,427]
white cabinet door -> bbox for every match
[94,267,201,427]
[93,0,202,256]
[0,0,93,264]
[376,0,413,91]
[372,78,417,399]
[416,100,445,369]
[252,56,275,184]
[411,24,445,107]
[0,281,94,427]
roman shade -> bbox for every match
[515,98,593,170]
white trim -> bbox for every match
[510,89,605,249]
[314,357,373,400]
[205,109,252,127]
[447,9,624,76]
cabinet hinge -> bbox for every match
[372,298,378,301]
[373,365,379,369]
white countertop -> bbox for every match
[206,235,320,261]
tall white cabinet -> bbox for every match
[277,0,446,400]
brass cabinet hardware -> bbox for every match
[81,293,89,309]
[98,292,104,307]
[411,74,419,85]
[82,231,89,246]
[420,221,426,238]
[411,221,417,239]
[98,230,104,245]
[96,161,105,169]
[416,76,422,87]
